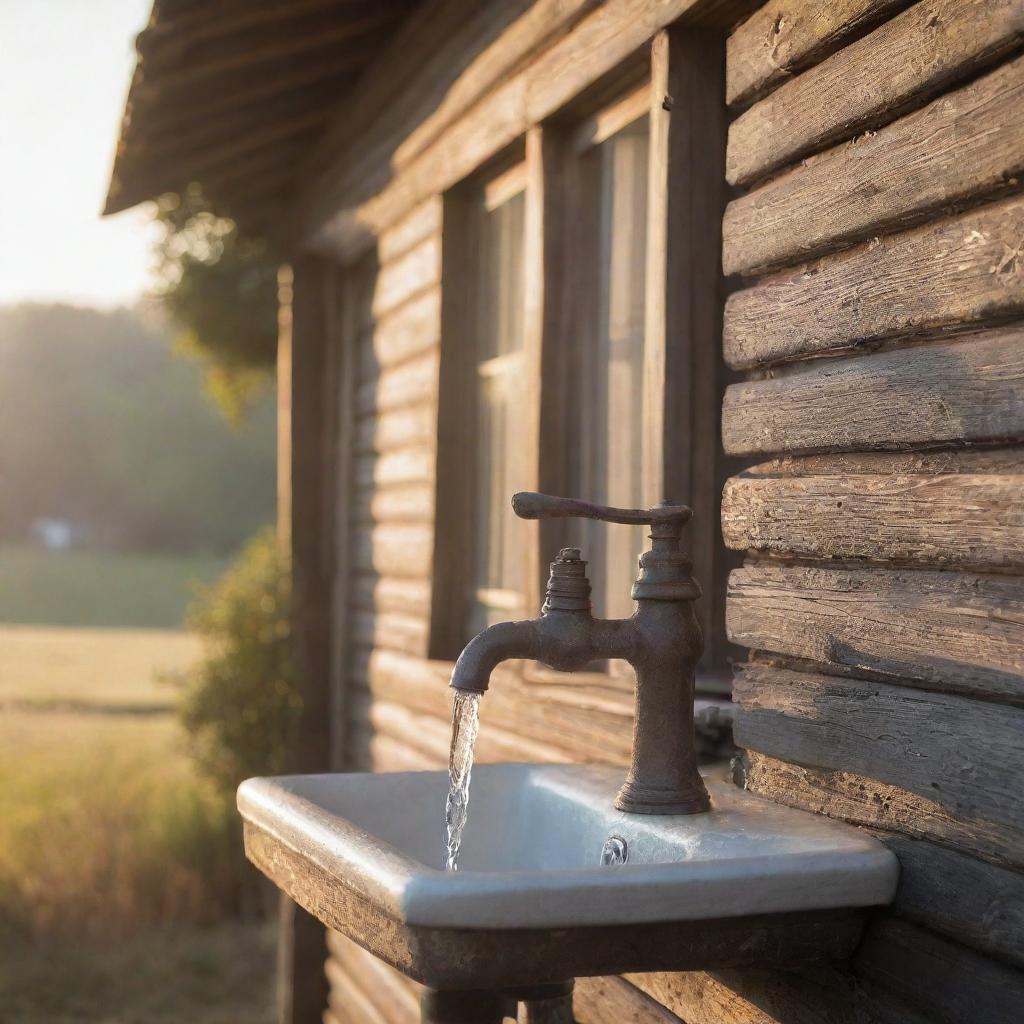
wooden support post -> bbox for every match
[277,254,338,1024]
[644,28,731,672]
[525,124,570,611]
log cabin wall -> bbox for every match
[711,1,1024,1022]
[289,1,1024,1021]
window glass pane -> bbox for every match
[571,117,649,622]
[469,188,526,636]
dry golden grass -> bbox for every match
[0,624,200,709]
[0,625,273,1022]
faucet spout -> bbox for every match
[450,620,540,694]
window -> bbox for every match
[432,159,529,655]
[567,108,650,623]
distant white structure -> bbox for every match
[30,518,75,551]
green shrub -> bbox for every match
[177,529,300,798]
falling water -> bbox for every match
[445,691,481,871]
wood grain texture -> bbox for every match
[722,328,1024,457]
[361,289,440,376]
[353,447,435,490]
[722,53,1024,276]
[856,918,1024,1024]
[351,523,433,578]
[721,450,1024,570]
[302,0,760,257]
[370,235,440,320]
[723,195,1024,370]
[351,482,434,525]
[728,0,1024,185]
[736,672,1024,868]
[878,832,1024,970]
[575,975,683,1023]
[356,350,439,416]
[727,564,1024,703]
[726,0,908,107]
[629,964,928,1024]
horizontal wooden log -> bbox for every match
[722,450,1024,570]
[377,198,442,266]
[351,523,433,578]
[351,574,431,616]
[325,955,388,1024]
[878,832,1024,971]
[351,482,435,525]
[723,52,1024,276]
[629,963,927,1024]
[728,0,1024,185]
[736,670,1024,867]
[327,930,421,1024]
[722,328,1024,457]
[727,564,1024,703]
[356,350,439,415]
[575,975,683,1023]
[302,0,760,256]
[357,647,635,765]
[355,402,435,454]
[356,729,440,772]
[856,918,1024,1024]
[723,195,1024,369]
[353,447,434,490]
[371,235,440,320]
[726,0,907,107]
[351,609,429,657]
[364,288,440,374]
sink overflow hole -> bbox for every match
[601,835,628,866]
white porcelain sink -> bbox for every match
[239,763,897,989]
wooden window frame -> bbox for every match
[431,28,732,683]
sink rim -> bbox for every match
[238,762,899,931]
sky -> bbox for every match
[0,0,158,309]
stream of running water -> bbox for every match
[444,690,481,871]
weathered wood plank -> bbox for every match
[351,574,431,616]
[856,918,1024,1024]
[371,235,440,320]
[351,523,433,579]
[726,0,908,107]
[575,976,683,1024]
[878,832,1024,970]
[377,198,442,266]
[736,670,1024,867]
[327,932,420,1024]
[366,288,440,374]
[629,964,927,1024]
[727,564,1024,703]
[358,647,635,766]
[302,0,760,257]
[723,195,1024,369]
[355,402,435,454]
[722,328,1024,457]
[723,53,1024,276]
[351,609,429,657]
[353,447,434,490]
[351,482,434,525]
[722,450,1024,570]
[356,349,439,416]
[728,0,1024,185]
[325,955,389,1024]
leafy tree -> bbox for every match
[177,530,300,797]
[152,186,279,421]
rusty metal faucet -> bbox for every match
[449,492,710,815]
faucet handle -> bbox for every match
[512,492,691,533]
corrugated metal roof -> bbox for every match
[105,0,417,229]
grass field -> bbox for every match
[0,546,229,628]
[0,624,274,1023]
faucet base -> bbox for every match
[614,779,711,815]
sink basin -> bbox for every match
[238,763,897,989]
